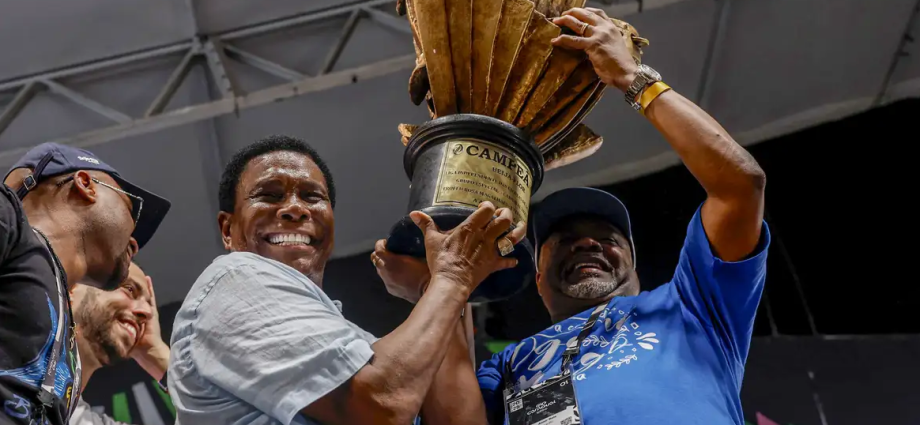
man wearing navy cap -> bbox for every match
[0,143,170,425]
[376,7,770,425]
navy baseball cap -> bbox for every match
[5,143,171,249]
[531,187,636,267]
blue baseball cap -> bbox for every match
[531,187,636,267]
[5,143,171,249]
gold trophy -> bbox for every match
[386,0,648,302]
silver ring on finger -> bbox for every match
[580,21,591,37]
[497,237,515,257]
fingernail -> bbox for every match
[410,213,420,225]
[517,221,526,229]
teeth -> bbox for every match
[121,322,136,340]
[268,234,312,245]
[575,263,602,270]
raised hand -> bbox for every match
[552,7,640,92]
[129,275,170,380]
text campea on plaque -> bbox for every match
[434,140,533,226]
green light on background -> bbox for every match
[485,340,515,354]
[112,392,131,423]
[153,379,176,417]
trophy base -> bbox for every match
[386,114,544,303]
[386,205,536,303]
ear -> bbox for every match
[535,271,544,297]
[217,211,234,251]
[72,170,97,203]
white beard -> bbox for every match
[558,277,619,299]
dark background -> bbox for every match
[85,99,919,425]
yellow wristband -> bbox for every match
[638,81,671,115]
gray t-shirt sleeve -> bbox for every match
[188,261,375,425]
[69,398,132,425]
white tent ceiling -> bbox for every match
[1,0,918,304]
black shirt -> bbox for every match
[0,184,80,425]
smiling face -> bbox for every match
[537,215,639,320]
[72,263,152,366]
[218,151,335,285]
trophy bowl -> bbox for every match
[386,114,544,303]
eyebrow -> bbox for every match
[248,177,326,194]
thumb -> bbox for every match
[410,211,440,238]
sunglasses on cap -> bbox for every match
[56,175,144,226]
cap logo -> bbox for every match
[77,156,99,165]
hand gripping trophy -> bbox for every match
[386,0,649,302]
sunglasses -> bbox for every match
[57,175,144,226]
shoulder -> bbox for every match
[680,204,771,271]
[0,185,23,236]
[206,252,315,285]
[178,251,330,322]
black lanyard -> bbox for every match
[32,228,81,419]
[504,301,608,394]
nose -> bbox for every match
[571,236,603,253]
[277,195,311,222]
[132,299,153,326]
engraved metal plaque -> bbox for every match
[432,139,534,225]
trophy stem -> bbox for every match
[387,114,545,303]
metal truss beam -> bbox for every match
[0,0,395,95]
[362,7,412,35]
[223,44,306,82]
[145,47,197,117]
[696,0,730,109]
[42,79,132,123]
[874,0,919,107]
[0,54,415,161]
[321,10,362,75]
[219,0,391,41]
[0,0,413,152]
[202,39,240,98]
[0,43,193,93]
[0,83,38,134]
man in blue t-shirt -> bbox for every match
[373,7,769,425]
[476,184,769,425]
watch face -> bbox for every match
[640,65,660,81]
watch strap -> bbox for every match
[638,81,671,115]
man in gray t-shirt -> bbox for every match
[168,136,523,425]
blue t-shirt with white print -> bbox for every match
[477,205,770,425]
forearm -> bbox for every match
[643,89,765,198]
[353,276,470,422]
[643,88,765,260]
[420,308,488,425]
